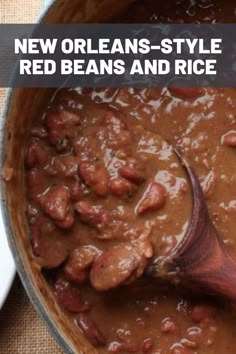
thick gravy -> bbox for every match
[24,1,236,353]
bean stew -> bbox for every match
[24,1,236,353]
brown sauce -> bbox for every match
[24,1,236,353]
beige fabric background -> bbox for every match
[0,1,63,353]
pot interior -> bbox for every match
[1,1,136,353]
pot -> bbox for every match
[0,1,134,353]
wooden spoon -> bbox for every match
[147,148,236,301]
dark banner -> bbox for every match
[0,24,236,87]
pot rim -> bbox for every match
[0,1,76,353]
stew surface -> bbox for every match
[25,1,236,353]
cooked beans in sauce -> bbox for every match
[25,1,236,353]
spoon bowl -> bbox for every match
[147,148,236,301]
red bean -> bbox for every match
[142,338,154,353]
[74,201,109,231]
[78,161,109,197]
[190,304,215,323]
[63,157,81,177]
[119,166,145,184]
[125,342,140,353]
[169,87,204,100]
[134,236,153,259]
[90,243,148,291]
[40,186,73,224]
[46,110,80,132]
[76,314,106,347]
[26,140,49,168]
[45,110,80,151]
[26,168,48,198]
[137,182,166,214]
[56,211,74,229]
[109,177,137,198]
[65,246,100,284]
[31,126,48,139]
[116,329,139,352]
[186,326,202,343]
[161,317,177,334]
[45,122,66,148]
[221,131,236,147]
[55,278,89,313]
[103,110,132,148]
[90,244,138,291]
[181,338,198,349]
[108,341,124,352]
[30,216,69,269]
[69,180,84,202]
[170,344,192,354]
[42,187,68,220]
[30,215,45,258]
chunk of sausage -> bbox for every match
[74,201,109,231]
[30,216,69,269]
[119,166,145,184]
[109,178,137,198]
[40,186,74,228]
[54,278,89,313]
[169,87,204,100]
[221,131,236,147]
[137,182,166,214]
[76,314,106,347]
[78,162,109,197]
[65,246,100,284]
[90,242,151,291]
